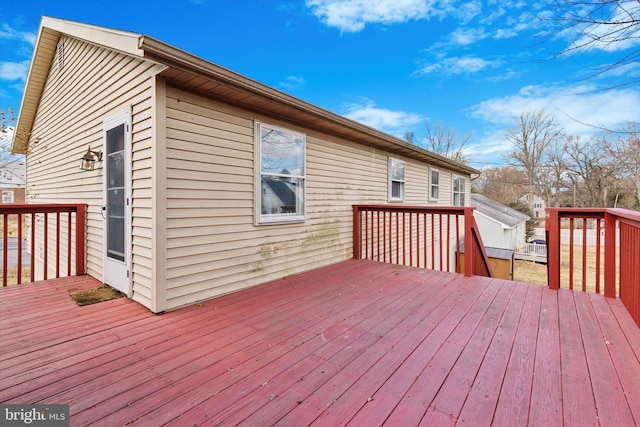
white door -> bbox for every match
[103,110,131,294]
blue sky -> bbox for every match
[1,0,639,169]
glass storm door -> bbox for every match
[103,111,130,294]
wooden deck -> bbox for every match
[1,259,639,426]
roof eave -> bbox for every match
[138,36,480,176]
[13,17,479,176]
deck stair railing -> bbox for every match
[353,205,493,278]
[0,203,87,286]
[546,207,640,327]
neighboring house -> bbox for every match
[519,193,546,220]
[0,161,26,204]
[471,193,529,251]
[261,174,298,215]
[12,17,478,313]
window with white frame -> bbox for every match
[2,190,14,204]
[255,122,306,224]
[453,175,466,206]
[389,158,405,202]
[430,168,440,201]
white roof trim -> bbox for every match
[41,16,144,57]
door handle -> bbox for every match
[101,206,106,219]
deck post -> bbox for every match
[75,204,87,276]
[353,205,361,260]
[464,208,473,277]
[603,211,616,298]
[2,214,7,287]
[546,208,560,290]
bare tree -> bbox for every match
[505,109,564,209]
[0,108,15,133]
[473,166,528,205]
[1,108,24,185]
[543,138,572,207]
[600,122,640,206]
[403,130,417,145]
[564,135,619,206]
[422,120,471,164]
[543,0,640,85]
[403,121,471,164]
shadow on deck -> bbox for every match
[1,259,639,426]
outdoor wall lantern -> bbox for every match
[79,146,103,171]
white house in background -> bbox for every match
[519,193,546,220]
[471,193,529,251]
[0,132,26,204]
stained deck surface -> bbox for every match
[1,259,639,426]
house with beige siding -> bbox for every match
[12,17,479,313]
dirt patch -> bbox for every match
[70,285,124,306]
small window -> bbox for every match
[430,168,439,201]
[2,190,14,204]
[389,158,405,202]
[255,122,305,224]
[453,175,466,206]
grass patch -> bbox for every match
[0,267,33,286]
[70,285,124,306]
[513,260,547,286]
[0,215,20,237]
[514,244,616,293]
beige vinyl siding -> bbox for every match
[437,172,455,206]
[163,85,468,309]
[25,35,164,304]
[130,91,156,308]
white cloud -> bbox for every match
[415,56,501,76]
[305,0,437,33]
[479,6,507,25]
[278,75,305,90]
[493,11,543,40]
[0,24,36,46]
[469,83,640,134]
[465,134,512,164]
[595,61,640,80]
[305,0,487,33]
[342,99,423,135]
[486,69,519,81]
[448,27,488,46]
[448,0,482,24]
[0,61,30,81]
[461,83,640,167]
[572,1,640,53]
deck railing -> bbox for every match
[546,207,640,327]
[353,205,493,278]
[514,242,548,260]
[0,203,87,286]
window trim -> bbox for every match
[388,157,405,202]
[429,167,440,202]
[254,121,306,225]
[452,174,466,206]
[2,190,14,204]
